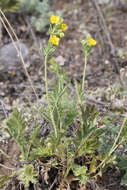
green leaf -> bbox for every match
[17,164,38,187]
[7,108,27,159]
[118,155,127,171]
[121,172,127,186]
[72,164,88,184]
[121,118,127,141]
[0,175,11,188]
[7,108,27,138]
[28,125,40,145]
[29,145,53,161]
[64,110,77,127]
[89,157,97,174]
[0,0,20,12]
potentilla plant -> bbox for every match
[3,15,127,189]
[30,15,106,186]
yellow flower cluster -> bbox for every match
[50,15,60,24]
[50,35,60,46]
[49,15,67,46]
[88,38,97,46]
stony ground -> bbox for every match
[1,0,127,189]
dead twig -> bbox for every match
[90,0,115,54]
[0,10,39,101]
[48,176,57,190]
[90,0,121,76]
[0,99,8,119]
[0,163,16,170]
[25,16,44,61]
[86,97,110,107]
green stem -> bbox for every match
[44,55,57,138]
[82,55,87,92]
[50,111,58,137]
[112,116,127,151]
[44,55,49,100]
[64,165,72,179]
[96,116,127,171]
[75,81,84,138]
[74,128,94,158]
[0,149,12,159]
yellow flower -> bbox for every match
[50,15,60,24]
[88,38,97,46]
[61,23,67,31]
[50,35,60,46]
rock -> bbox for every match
[55,55,66,66]
[0,42,29,71]
[116,47,127,60]
[97,0,110,5]
[97,0,127,11]
[120,66,127,88]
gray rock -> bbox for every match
[97,0,124,8]
[0,42,29,71]
[97,0,109,5]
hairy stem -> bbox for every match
[0,10,38,100]
[82,55,87,92]
[44,55,49,100]
[44,55,57,137]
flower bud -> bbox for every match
[60,32,65,38]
